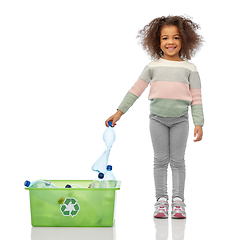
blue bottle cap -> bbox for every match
[108,121,112,127]
[106,165,112,171]
[65,184,72,188]
[98,172,104,179]
[24,180,31,187]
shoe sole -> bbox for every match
[172,212,186,219]
[154,212,168,218]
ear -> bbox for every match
[159,48,163,55]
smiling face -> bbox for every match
[160,25,182,61]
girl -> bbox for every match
[105,15,204,219]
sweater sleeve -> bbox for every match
[189,65,204,126]
[117,66,151,113]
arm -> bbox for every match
[189,65,204,142]
[105,65,151,127]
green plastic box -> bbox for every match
[25,180,120,227]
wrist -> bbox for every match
[116,110,123,116]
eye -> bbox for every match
[162,37,167,40]
[174,37,180,40]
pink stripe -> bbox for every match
[129,79,148,97]
[148,81,192,101]
[190,89,202,105]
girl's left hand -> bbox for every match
[194,126,203,142]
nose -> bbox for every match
[168,38,174,44]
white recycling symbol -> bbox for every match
[60,198,80,217]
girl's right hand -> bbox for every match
[105,110,123,127]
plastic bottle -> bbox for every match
[24,180,58,188]
[89,172,105,188]
[65,184,85,188]
[92,122,115,174]
[102,165,117,188]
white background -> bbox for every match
[1,0,239,239]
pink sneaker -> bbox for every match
[154,197,169,218]
[171,197,186,219]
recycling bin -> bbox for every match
[25,180,121,227]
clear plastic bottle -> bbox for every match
[89,172,105,188]
[102,165,117,188]
[92,122,115,174]
[24,180,58,188]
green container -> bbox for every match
[25,180,120,227]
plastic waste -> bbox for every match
[65,184,85,188]
[24,180,59,188]
[92,121,115,173]
[101,165,117,188]
[89,172,105,188]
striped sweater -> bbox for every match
[118,58,204,126]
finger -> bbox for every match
[193,131,197,141]
[194,134,202,142]
[105,120,109,127]
[194,129,197,138]
[193,135,197,142]
[105,118,112,127]
[111,119,117,127]
[193,131,198,142]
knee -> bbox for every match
[170,158,185,168]
[154,153,169,168]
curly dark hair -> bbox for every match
[137,15,203,60]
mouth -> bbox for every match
[166,46,176,51]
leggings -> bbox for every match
[149,113,189,201]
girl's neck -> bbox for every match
[161,56,184,62]
[161,57,185,62]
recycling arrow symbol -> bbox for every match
[60,198,80,217]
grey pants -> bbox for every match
[149,113,189,201]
